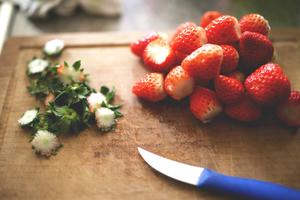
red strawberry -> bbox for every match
[220,45,239,74]
[205,15,241,45]
[190,87,222,123]
[143,38,176,72]
[200,11,223,27]
[239,13,270,36]
[245,63,291,105]
[215,75,244,104]
[239,31,274,71]
[170,25,207,55]
[164,66,195,100]
[182,44,223,81]
[225,96,262,122]
[171,22,197,41]
[130,32,161,58]
[276,91,300,127]
[132,72,166,102]
[169,23,197,64]
[226,71,245,83]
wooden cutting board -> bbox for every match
[0,30,300,200]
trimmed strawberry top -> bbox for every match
[220,45,239,74]
[182,44,223,81]
[239,13,271,36]
[132,72,166,102]
[164,65,194,100]
[143,38,176,72]
[215,75,244,104]
[190,87,222,123]
[245,63,291,105]
[170,25,207,55]
[200,11,223,27]
[130,32,160,58]
[205,15,241,44]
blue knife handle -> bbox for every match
[197,169,300,200]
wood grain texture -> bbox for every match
[0,30,300,200]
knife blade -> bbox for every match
[138,147,300,200]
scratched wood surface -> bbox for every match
[0,30,300,200]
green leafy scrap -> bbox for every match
[100,86,122,118]
[72,60,81,70]
[23,59,123,136]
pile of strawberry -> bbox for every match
[130,11,300,127]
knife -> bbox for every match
[138,147,300,200]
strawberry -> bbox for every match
[239,31,274,71]
[182,44,223,81]
[164,66,195,100]
[130,32,160,58]
[226,71,245,83]
[143,38,176,72]
[205,15,241,45]
[171,23,197,64]
[171,22,197,41]
[220,45,239,74]
[239,13,270,36]
[244,63,291,105]
[214,75,244,104]
[276,91,300,127]
[200,11,223,28]
[132,72,166,102]
[190,87,222,123]
[170,25,207,55]
[225,96,262,122]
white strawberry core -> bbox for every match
[87,92,106,112]
[95,107,115,130]
[44,39,64,55]
[150,45,170,64]
[31,130,60,156]
[18,109,38,125]
[168,78,194,100]
[28,59,49,74]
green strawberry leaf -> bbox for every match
[72,60,81,71]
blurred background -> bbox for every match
[0,0,299,47]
